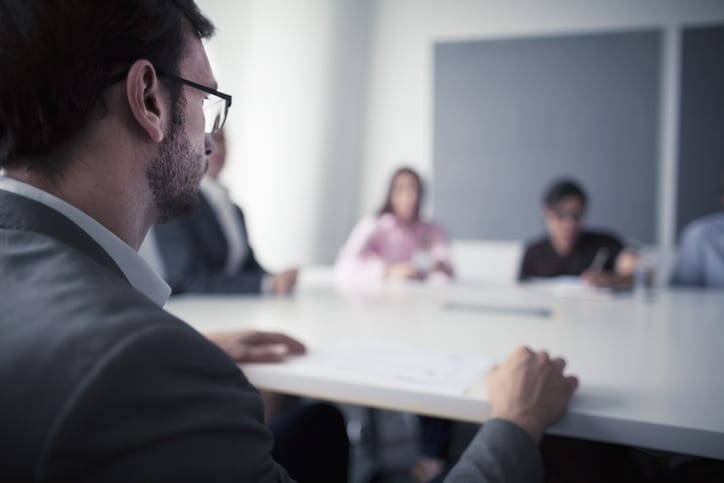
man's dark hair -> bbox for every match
[0,0,215,176]
[543,178,588,208]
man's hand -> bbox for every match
[486,346,578,444]
[270,269,298,295]
[205,330,306,363]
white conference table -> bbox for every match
[165,270,724,460]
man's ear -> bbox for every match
[125,60,166,143]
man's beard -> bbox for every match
[146,105,205,223]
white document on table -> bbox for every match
[288,340,493,396]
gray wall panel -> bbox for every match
[677,25,724,237]
[433,31,661,243]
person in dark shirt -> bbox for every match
[519,179,637,287]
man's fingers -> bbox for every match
[511,345,534,361]
[566,375,579,393]
[551,358,577,396]
[271,334,306,354]
[244,331,306,354]
[242,346,287,363]
[551,357,566,373]
[536,350,551,365]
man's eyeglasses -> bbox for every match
[107,69,232,134]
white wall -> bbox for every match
[196,0,724,268]
[197,0,372,268]
[361,0,724,255]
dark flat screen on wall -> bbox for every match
[677,25,724,237]
[434,30,661,244]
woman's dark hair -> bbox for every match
[0,0,215,175]
[543,178,588,209]
[378,166,424,220]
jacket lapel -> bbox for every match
[0,190,128,282]
[198,192,230,263]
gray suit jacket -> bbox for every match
[445,420,543,482]
[0,190,293,482]
[0,188,542,482]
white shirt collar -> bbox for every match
[0,175,171,307]
[200,176,248,275]
[200,175,227,198]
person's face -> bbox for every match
[146,32,216,222]
[205,129,226,180]
[390,172,420,223]
[543,195,585,252]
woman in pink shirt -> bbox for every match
[335,167,454,482]
[336,167,453,286]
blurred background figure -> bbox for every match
[335,166,453,482]
[141,128,301,422]
[335,166,453,286]
[144,129,298,296]
[519,178,638,287]
[672,172,724,288]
